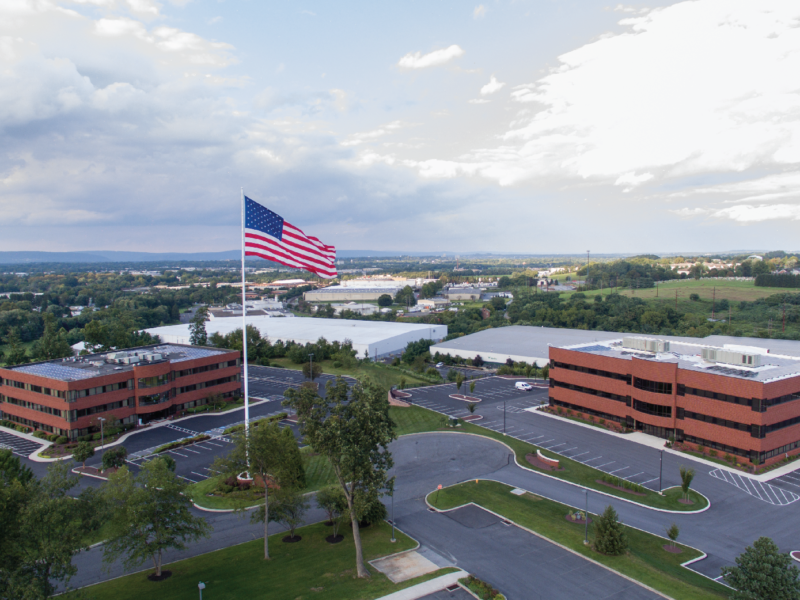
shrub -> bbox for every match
[689,293,700,301]
[697,444,705,454]
[32,431,49,439]
[217,483,234,494]
[332,361,343,368]
[55,436,69,445]
[709,449,718,458]
[47,433,60,442]
[599,418,605,425]
[594,505,628,555]
[101,446,128,471]
[92,433,102,441]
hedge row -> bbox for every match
[156,434,210,453]
[223,412,288,435]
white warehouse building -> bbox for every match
[145,317,447,359]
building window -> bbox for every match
[633,378,672,395]
[550,379,627,403]
[138,374,170,388]
[633,399,671,418]
[548,398,623,423]
[551,361,632,384]
[138,393,171,407]
[683,386,752,408]
[682,410,751,432]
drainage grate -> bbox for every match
[428,507,437,512]
[445,584,460,592]
[501,519,512,526]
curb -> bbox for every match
[26,397,273,463]
[403,423,711,514]
[424,485,678,600]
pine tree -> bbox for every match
[5,328,29,366]
[594,505,628,555]
[722,537,800,600]
[189,306,209,346]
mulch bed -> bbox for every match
[595,479,647,497]
[565,515,592,525]
[147,571,172,582]
[449,394,481,402]
[791,551,800,562]
[73,466,118,479]
[678,498,695,505]
[462,415,483,422]
[526,453,564,472]
[326,534,344,544]
[282,535,302,543]
[662,544,683,554]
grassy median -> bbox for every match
[428,480,728,600]
[69,521,455,600]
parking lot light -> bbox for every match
[98,417,106,450]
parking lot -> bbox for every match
[0,430,44,458]
[403,378,672,491]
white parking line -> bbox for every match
[560,447,579,453]
[542,442,566,450]
[608,466,629,475]
[640,476,660,485]
[583,456,603,463]
[205,441,224,447]
[622,471,644,481]
[168,450,189,458]
[595,461,616,469]
[569,451,590,459]
[178,475,198,483]
[182,448,201,454]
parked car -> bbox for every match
[435,362,444,368]
[515,382,533,391]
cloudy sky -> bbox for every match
[2,0,800,255]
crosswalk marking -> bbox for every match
[709,468,800,505]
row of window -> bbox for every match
[0,413,56,434]
[138,374,170,388]
[633,378,673,395]
[551,361,632,384]
[548,397,624,424]
[139,392,171,406]
[632,399,671,418]
[679,385,753,408]
[0,379,67,399]
[1,394,66,418]
[175,360,239,379]
[681,409,751,433]
[70,399,134,421]
[68,381,133,402]
[550,379,628,403]
[682,434,749,458]
[177,374,240,395]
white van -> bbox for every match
[515,382,533,391]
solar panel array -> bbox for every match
[14,363,98,381]
[706,365,760,379]
[576,345,613,353]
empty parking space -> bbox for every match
[0,430,44,457]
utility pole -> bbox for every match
[783,300,786,333]
[658,449,663,494]
[584,490,589,545]
[675,290,678,309]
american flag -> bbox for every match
[244,197,337,278]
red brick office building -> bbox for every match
[549,337,800,467]
[0,345,241,440]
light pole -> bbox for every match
[503,401,506,435]
[391,488,396,543]
[658,449,663,494]
[308,353,314,381]
[584,489,589,545]
[198,581,206,600]
[98,417,106,450]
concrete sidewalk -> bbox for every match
[375,570,468,600]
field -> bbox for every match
[266,357,434,389]
[568,278,787,303]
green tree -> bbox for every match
[594,505,628,555]
[467,403,477,414]
[377,294,393,307]
[102,460,210,578]
[316,485,347,539]
[83,319,109,351]
[72,441,95,470]
[154,454,176,472]
[490,296,507,310]
[395,286,416,307]
[542,364,550,380]
[284,376,396,578]
[469,380,476,394]
[269,488,310,540]
[102,446,128,471]
[302,361,323,381]
[0,448,33,486]
[665,523,679,550]
[447,369,458,382]
[0,461,103,598]
[679,465,695,500]
[189,306,210,346]
[214,421,305,559]
[456,373,464,391]
[31,313,73,361]
[722,537,800,600]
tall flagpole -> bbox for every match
[240,189,250,450]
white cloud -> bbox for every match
[614,171,653,191]
[397,44,464,69]
[712,204,800,222]
[342,121,405,147]
[473,5,486,19]
[670,207,710,217]
[410,0,800,194]
[480,75,505,95]
[302,9,316,16]
[468,98,490,104]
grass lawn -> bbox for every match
[428,481,728,600]
[568,278,787,303]
[393,405,707,512]
[187,447,338,510]
[70,521,456,600]
[266,357,433,390]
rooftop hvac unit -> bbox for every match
[701,348,761,368]
[120,356,140,365]
[622,337,670,353]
